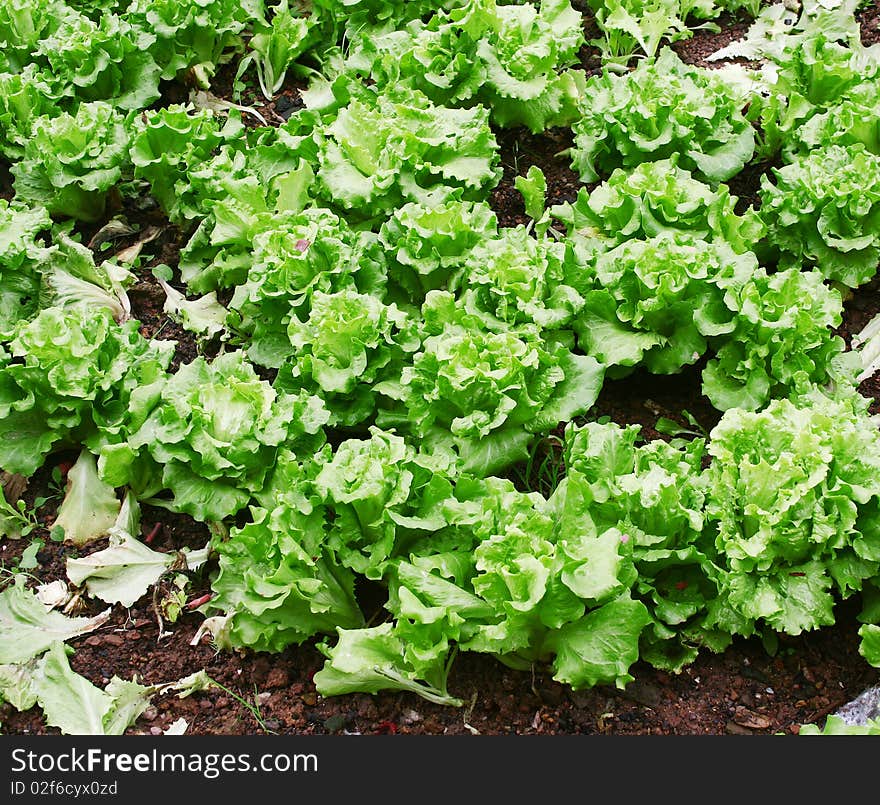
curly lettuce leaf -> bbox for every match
[11,101,131,222]
[706,395,880,636]
[570,48,755,184]
[759,143,880,288]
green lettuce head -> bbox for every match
[100,350,328,522]
[0,306,173,477]
[575,232,754,376]
[316,83,501,217]
[702,267,851,411]
[228,207,388,370]
[759,143,880,288]
[570,48,755,183]
[12,101,131,222]
[377,291,604,477]
[379,194,498,301]
[705,394,880,638]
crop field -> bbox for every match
[2,0,880,737]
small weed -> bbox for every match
[210,680,277,735]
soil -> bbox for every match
[3,3,880,737]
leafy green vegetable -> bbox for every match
[129,104,245,225]
[759,143,880,288]
[859,623,880,667]
[0,575,110,665]
[379,193,498,301]
[569,48,755,184]
[35,10,161,109]
[126,0,264,86]
[705,394,880,637]
[11,100,131,222]
[100,350,328,522]
[208,502,363,652]
[574,232,753,377]
[547,594,652,689]
[0,66,60,160]
[0,200,54,340]
[552,158,765,257]
[313,427,457,577]
[315,622,463,706]
[792,76,880,156]
[315,83,501,217]
[585,0,721,64]
[227,207,388,369]
[702,268,851,411]
[0,306,174,477]
[0,0,69,73]
[52,449,120,546]
[560,421,724,670]
[34,641,153,735]
[450,225,585,332]
[281,289,418,427]
[467,0,587,133]
[377,291,603,476]
[238,0,317,99]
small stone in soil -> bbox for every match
[323,714,346,732]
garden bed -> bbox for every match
[2,0,880,736]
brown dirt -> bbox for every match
[3,4,880,737]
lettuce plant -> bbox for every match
[0,0,70,73]
[0,201,54,341]
[759,31,879,158]
[35,11,161,110]
[0,66,60,160]
[376,291,604,477]
[0,306,174,477]
[337,0,586,133]
[279,288,419,427]
[584,0,721,64]
[791,75,880,157]
[208,499,364,652]
[99,350,329,522]
[309,0,441,34]
[759,143,880,288]
[125,0,265,86]
[313,427,460,577]
[352,12,488,108]
[705,394,880,638]
[569,48,755,184]
[11,101,131,222]
[575,232,754,376]
[379,194,498,300]
[315,83,501,217]
[467,0,587,133]
[237,0,318,99]
[129,104,245,225]
[450,225,585,332]
[560,421,724,671]
[702,268,852,411]
[552,158,765,257]
[227,207,388,369]
[174,116,323,292]
[0,203,133,340]
[316,471,654,700]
